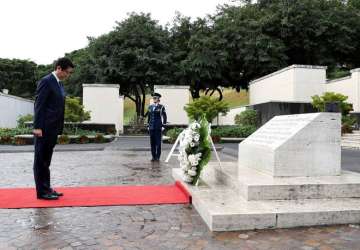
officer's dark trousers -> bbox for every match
[33,133,58,196]
[149,129,162,160]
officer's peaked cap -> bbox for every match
[152,92,162,98]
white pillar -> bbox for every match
[153,85,190,125]
[82,84,124,134]
[350,68,360,112]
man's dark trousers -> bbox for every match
[33,132,58,196]
[150,129,162,160]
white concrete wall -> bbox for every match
[214,106,247,125]
[293,67,325,102]
[0,92,34,128]
[250,66,295,105]
[249,65,327,105]
[325,69,360,112]
[82,84,124,133]
[154,85,190,125]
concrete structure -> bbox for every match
[154,85,190,125]
[0,91,34,128]
[173,112,360,231]
[250,65,326,105]
[213,106,247,125]
[326,68,360,112]
[82,84,124,134]
[249,65,360,112]
[238,113,341,177]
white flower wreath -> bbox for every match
[177,119,211,184]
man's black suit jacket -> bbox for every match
[34,73,65,136]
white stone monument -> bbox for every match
[173,112,360,231]
[82,84,124,134]
[238,113,341,177]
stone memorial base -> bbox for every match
[172,163,360,231]
[173,113,360,231]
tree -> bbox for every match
[65,48,97,97]
[0,58,38,98]
[256,0,360,69]
[89,13,172,122]
[212,4,287,91]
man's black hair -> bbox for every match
[54,57,75,70]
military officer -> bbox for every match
[147,93,167,162]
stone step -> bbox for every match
[342,136,360,140]
[350,130,360,135]
[341,141,360,146]
[194,162,360,201]
[341,140,360,145]
[173,168,360,231]
[341,144,360,149]
[342,135,360,139]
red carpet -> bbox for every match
[0,181,190,209]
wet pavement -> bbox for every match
[0,139,360,250]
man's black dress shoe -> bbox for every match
[37,193,59,200]
[51,190,63,196]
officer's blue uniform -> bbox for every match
[147,103,167,160]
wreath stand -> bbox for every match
[165,131,222,167]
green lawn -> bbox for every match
[123,89,249,125]
[222,88,249,108]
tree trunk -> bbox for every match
[140,84,146,117]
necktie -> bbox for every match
[59,81,65,97]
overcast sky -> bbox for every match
[0,0,233,65]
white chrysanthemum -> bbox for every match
[193,134,200,142]
[183,174,193,183]
[180,163,189,170]
[187,170,197,176]
[190,122,200,130]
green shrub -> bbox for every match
[342,116,357,134]
[94,133,105,143]
[311,92,353,115]
[77,135,89,144]
[58,135,70,144]
[166,128,184,143]
[234,110,258,127]
[13,137,27,145]
[106,127,116,135]
[0,135,13,144]
[0,127,32,137]
[184,96,229,122]
[312,92,356,133]
[17,114,33,128]
[65,97,91,123]
[211,125,257,138]
[62,127,98,136]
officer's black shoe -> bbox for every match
[151,158,156,162]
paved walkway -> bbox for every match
[0,139,359,249]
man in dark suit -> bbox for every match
[147,93,167,162]
[33,58,74,200]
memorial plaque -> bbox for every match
[238,113,341,177]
